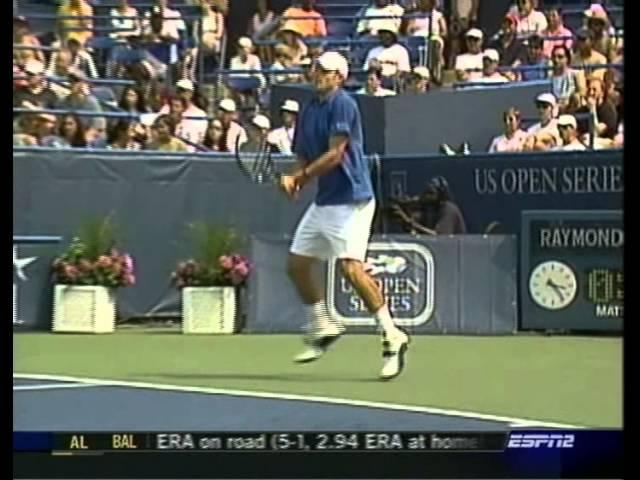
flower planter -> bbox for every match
[182,286,236,334]
[52,285,116,333]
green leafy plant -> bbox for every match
[51,216,135,288]
[172,222,252,288]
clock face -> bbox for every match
[529,261,578,310]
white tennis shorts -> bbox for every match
[290,198,376,261]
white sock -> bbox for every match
[375,304,398,335]
[305,300,333,332]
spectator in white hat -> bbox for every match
[267,99,299,155]
[230,37,264,82]
[216,98,248,153]
[455,28,484,82]
[243,113,272,150]
[556,115,587,151]
[405,66,430,93]
[515,0,547,36]
[356,67,397,97]
[488,107,527,153]
[13,59,57,109]
[357,0,404,37]
[523,92,561,151]
[363,22,411,78]
[476,49,509,83]
[158,78,208,146]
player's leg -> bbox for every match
[288,205,345,363]
[331,200,410,380]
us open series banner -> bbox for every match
[248,234,517,334]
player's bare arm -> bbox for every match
[280,136,348,200]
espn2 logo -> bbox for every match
[508,434,575,448]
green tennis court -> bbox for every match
[14,331,622,428]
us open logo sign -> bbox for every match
[327,242,435,326]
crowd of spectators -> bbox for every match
[13,0,623,153]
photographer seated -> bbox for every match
[391,177,467,235]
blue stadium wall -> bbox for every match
[13,149,622,333]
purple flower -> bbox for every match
[123,254,134,272]
[233,262,249,278]
[124,273,136,286]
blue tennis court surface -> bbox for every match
[14,377,517,432]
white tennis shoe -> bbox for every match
[379,328,410,380]
[293,321,345,363]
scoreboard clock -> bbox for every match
[520,211,622,332]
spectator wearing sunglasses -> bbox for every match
[523,92,560,151]
[556,114,586,151]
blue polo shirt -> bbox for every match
[293,89,374,206]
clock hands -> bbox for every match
[546,278,567,301]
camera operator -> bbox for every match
[390,177,467,235]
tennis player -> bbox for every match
[279,51,410,380]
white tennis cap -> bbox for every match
[536,92,557,106]
[558,114,577,128]
[176,78,194,91]
[281,99,299,113]
[316,51,349,79]
[483,48,500,62]
[465,28,484,40]
[252,114,271,130]
[238,36,253,49]
[218,98,237,112]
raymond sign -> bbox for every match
[327,242,435,326]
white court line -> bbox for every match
[13,383,105,392]
[13,372,589,429]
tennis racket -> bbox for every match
[235,136,281,185]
